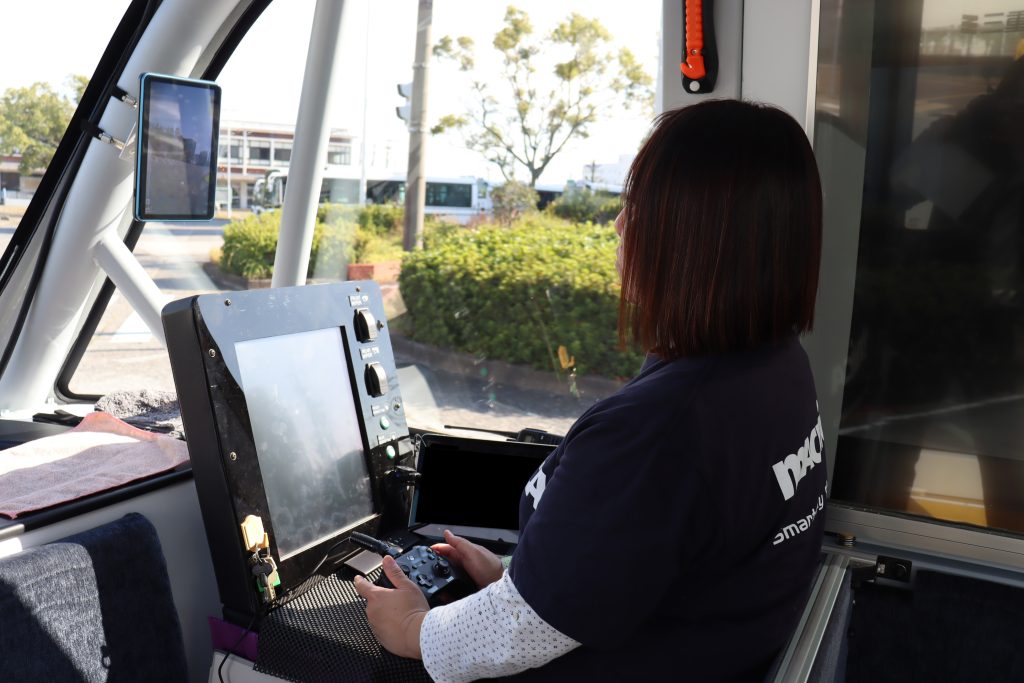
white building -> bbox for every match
[580,154,634,189]
[217,121,353,209]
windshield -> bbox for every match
[0,1,132,250]
[3,0,659,440]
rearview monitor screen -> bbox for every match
[235,327,373,559]
[135,73,220,221]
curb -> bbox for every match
[390,334,625,400]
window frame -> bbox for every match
[55,0,274,402]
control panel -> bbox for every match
[163,280,417,623]
[344,286,410,463]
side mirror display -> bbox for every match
[134,73,221,221]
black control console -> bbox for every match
[163,281,416,624]
[351,532,477,607]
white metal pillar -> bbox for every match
[271,0,348,288]
[92,227,167,346]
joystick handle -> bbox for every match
[350,531,401,558]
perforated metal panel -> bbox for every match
[255,570,431,682]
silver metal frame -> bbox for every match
[803,0,821,133]
[772,552,849,683]
[829,504,1024,573]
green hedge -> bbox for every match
[220,210,292,279]
[548,187,621,224]
[399,215,643,378]
[219,205,406,280]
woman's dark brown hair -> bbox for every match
[619,99,823,357]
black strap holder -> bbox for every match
[852,555,913,589]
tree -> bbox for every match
[432,6,653,187]
[490,180,539,224]
[0,76,87,174]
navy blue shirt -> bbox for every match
[507,337,827,682]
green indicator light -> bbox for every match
[380,416,391,429]
[386,445,397,459]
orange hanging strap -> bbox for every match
[680,0,706,80]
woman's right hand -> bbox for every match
[431,530,504,589]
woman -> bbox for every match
[355,99,826,682]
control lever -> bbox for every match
[379,465,420,533]
[350,531,402,558]
[386,465,422,486]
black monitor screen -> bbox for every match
[136,73,220,221]
[413,439,551,532]
[234,327,372,559]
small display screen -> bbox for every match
[136,74,220,221]
[235,327,372,559]
[414,442,551,532]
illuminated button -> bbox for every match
[354,308,378,342]
[385,445,396,459]
[380,416,391,430]
[365,362,388,396]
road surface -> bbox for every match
[6,220,598,435]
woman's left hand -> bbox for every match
[353,555,430,659]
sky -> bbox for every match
[0,0,662,186]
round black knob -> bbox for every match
[433,561,451,577]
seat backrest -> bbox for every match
[0,513,188,682]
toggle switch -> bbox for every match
[365,362,388,397]
[354,308,378,342]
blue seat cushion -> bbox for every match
[0,513,187,682]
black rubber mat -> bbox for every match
[255,570,432,683]
[846,569,1024,682]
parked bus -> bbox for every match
[252,169,492,223]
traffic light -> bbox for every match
[396,82,413,126]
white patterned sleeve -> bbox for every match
[419,570,580,683]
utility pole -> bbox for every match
[225,128,233,220]
[403,0,432,251]
[359,2,371,206]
